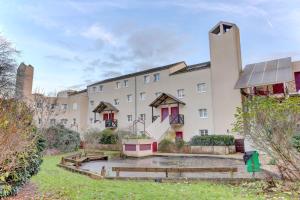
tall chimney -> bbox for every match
[209,21,242,134]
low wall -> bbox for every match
[191,146,236,155]
[122,139,156,157]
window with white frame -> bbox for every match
[144,75,150,84]
[90,118,93,124]
[99,85,103,92]
[72,103,77,110]
[153,73,160,82]
[140,92,146,101]
[155,92,162,97]
[38,118,42,124]
[140,114,146,121]
[114,99,120,105]
[92,86,96,92]
[124,80,129,87]
[127,94,133,102]
[197,83,206,93]
[50,104,55,109]
[90,100,94,106]
[177,89,184,98]
[198,109,208,118]
[127,115,133,122]
[199,129,208,135]
[116,81,121,89]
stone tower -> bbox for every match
[15,63,34,100]
[209,21,242,134]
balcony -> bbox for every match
[169,114,184,125]
[105,119,118,128]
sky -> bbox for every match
[0,0,300,94]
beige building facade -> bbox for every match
[16,21,300,141]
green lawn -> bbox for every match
[31,153,263,200]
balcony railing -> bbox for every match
[105,119,118,128]
[169,114,184,125]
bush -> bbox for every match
[99,129,118,144]
[189,135,235,146]
[84,129,102,145]
[158,139,174,152]
[0,134,45,198]
[292,134,300,152]
[42,125,80,153]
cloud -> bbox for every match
[81,24,117,46]
[45,55,83,63]
[102,70,122,78]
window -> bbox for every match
[177,89,184,98]
[124,80,129,87]
[197,83,206,93]
[116,81,121,89]
[92,86,96,92]
[199,129,208,136]
[50,104,55,109]
[155,92,162,97]
[50,119,56,125]
[90,118,93,124]
[139,144,151,151]
[73,118,76,125]
[38,118,42,124]
[127,94,133,102]
[99,85,103,92]
[90,100,94,106]
[199,109,208,118]
[140,114,146,121]
[144,75,150,84]
[153,73,160,82]
[127,115,132,122]
[72,103,77,110]
[61,119,68,125]
[61,104,68,110]
[140,92,146,101]
[114,99,119,105]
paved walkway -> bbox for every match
[153,152,244,160]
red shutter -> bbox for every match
[272,83,284,94]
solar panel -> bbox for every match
[235,57,293,89]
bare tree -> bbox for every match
[0,35,19,96]
[233,96,300,181]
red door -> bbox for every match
[161,108,169,121]
[152,142,157,152]
[171,107,179,118]
[295,72,300,92]
[103,113,108,120]
[109,113,114,120]
[175,131,183,140]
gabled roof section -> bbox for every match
[93,101,119,113]
[88,61,186,87]
[170,61,210,75]
[149,93,186,108]
[235,57,293,89]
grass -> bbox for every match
[31,152,263,200]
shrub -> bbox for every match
[0,134,45,198]
[42,125,80,153]
[84,129,102,145]
[292,134,300,152]
[189,135,235,146]
[158,139,174,152]
[99,129,118,144]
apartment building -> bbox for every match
[16,21,300,141]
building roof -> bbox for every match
[92,101,119,113]
[68,89,87,96]
[235,57,293,89]
[170,61,210,75]
[149,93,186,108]
[88,61,186,87]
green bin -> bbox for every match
[244,151,261,173]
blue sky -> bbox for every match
[0,0,300,94]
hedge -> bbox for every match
[293,134,300,152]
[0,135,45,198]
[99,129,118,144]
[189,135,235,146]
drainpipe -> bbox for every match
[134,76,137,134]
